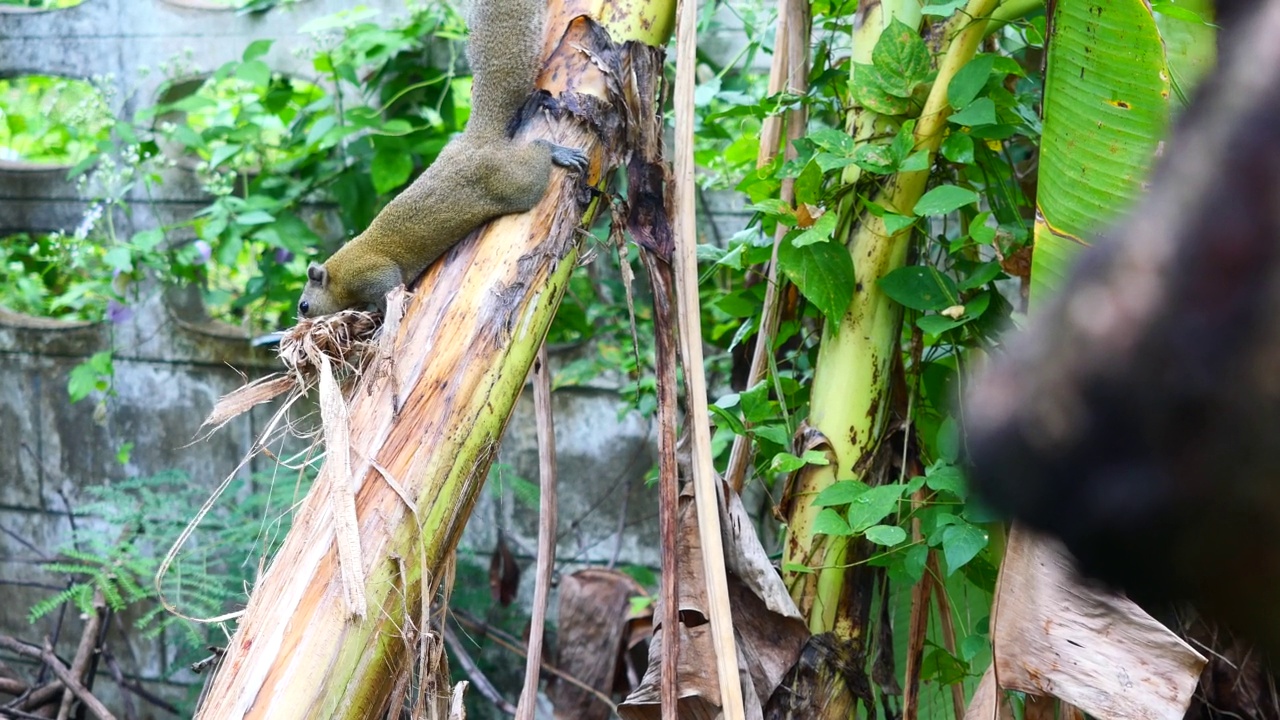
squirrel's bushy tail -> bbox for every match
[465,0,546,139]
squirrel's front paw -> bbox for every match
[550,145,590,175]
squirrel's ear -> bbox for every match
[307,262,329,287]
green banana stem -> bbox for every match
[784,0,1001,635]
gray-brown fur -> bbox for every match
[297,0,586,319]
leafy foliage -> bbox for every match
[1,6,494,416]
[0,233,117,321]
[66,350,113,402]
[27,547,151,623]
[0,75,112,166]
[686,5,1051,704]
[32,468,314,654]
[1,6,471,334]
[138,7,471,330]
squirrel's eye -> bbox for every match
[299,301,310,315]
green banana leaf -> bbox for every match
[1031,0,1214,304]
[1156,0,1216,101]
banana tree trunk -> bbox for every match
[193,3,673,717]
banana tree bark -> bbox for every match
[193,3,673,717]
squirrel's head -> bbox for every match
[297,262,343,319]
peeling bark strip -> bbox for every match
[620,33,681,720]
[514,343,557,720]
[193,5,672,717]
[318,356,366,618]
[668,0,746,712]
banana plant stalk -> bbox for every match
[783,0,999,635]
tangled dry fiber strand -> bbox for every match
[157,307,391,623]
[202,308,386,433]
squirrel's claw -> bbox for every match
[550,145,590,175]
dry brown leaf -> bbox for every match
[1024,695,1057,720]
[760,634,866,717]
[488,534,520,607]
[548,569,649,720]
[1060,704,1086,720]
[727,568,807,715]
[620,485,807,719]
[620,619,721,720]
[720,486,804,623]
[992,526,1205,720]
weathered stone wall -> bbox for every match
[0,301,284,711]
[1,5,411,711]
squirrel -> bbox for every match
[297,0,588,318]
